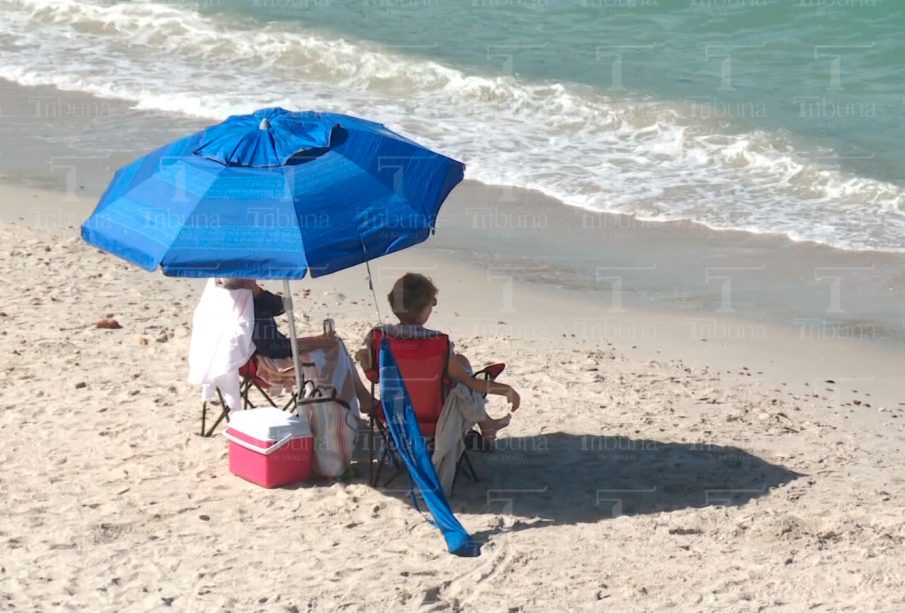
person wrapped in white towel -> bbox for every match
[217,279,374,409]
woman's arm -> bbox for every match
[447,355,521,411]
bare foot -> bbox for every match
[479,413,511,444]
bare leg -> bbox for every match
[456,352,511,440]
[478,413,511,443]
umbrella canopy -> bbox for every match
[81,107,464,279]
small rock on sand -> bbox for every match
[96,318,122,329]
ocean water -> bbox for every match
[1,0,904,251]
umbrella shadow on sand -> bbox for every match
[372,432,803,540]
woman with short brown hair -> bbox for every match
[359,272,520,442]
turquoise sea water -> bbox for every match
[1,0,903,250]
[217,0,905,184]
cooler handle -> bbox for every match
[223,431,295,456]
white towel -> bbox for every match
[187,279,256,411]
[432,384,487,495]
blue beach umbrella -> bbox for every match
[82,107,464,395]
[82,107,463,279]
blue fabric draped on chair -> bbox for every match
[378,338,479,557]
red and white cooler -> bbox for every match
[224,407,313,488]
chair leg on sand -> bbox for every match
[370,427,479,492]
[370,418,405,488]
[450,442,480,494]
[200,388,230,437]
[374,443,406,488]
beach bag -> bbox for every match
[304,397,356,477]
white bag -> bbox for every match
[304,397,356,477]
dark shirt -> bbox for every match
[252,290,292,359]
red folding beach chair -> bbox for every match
[199,354,300,437]
[365,328,503,490]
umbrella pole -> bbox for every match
[282,280,305,405]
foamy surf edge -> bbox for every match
[1,0,903,253]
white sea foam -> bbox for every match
[2,0,904,251]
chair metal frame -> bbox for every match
[199,354,310,437]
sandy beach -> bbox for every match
[3,0,905,606]
[2,180,904,610]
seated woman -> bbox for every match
[217,279,374,412]
[356,272,519,443]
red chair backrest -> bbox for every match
[367,328,450,437]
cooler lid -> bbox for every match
[226,407,311,442]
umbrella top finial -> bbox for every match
[259,118,271,130]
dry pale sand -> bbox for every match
[2,186,905,611]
